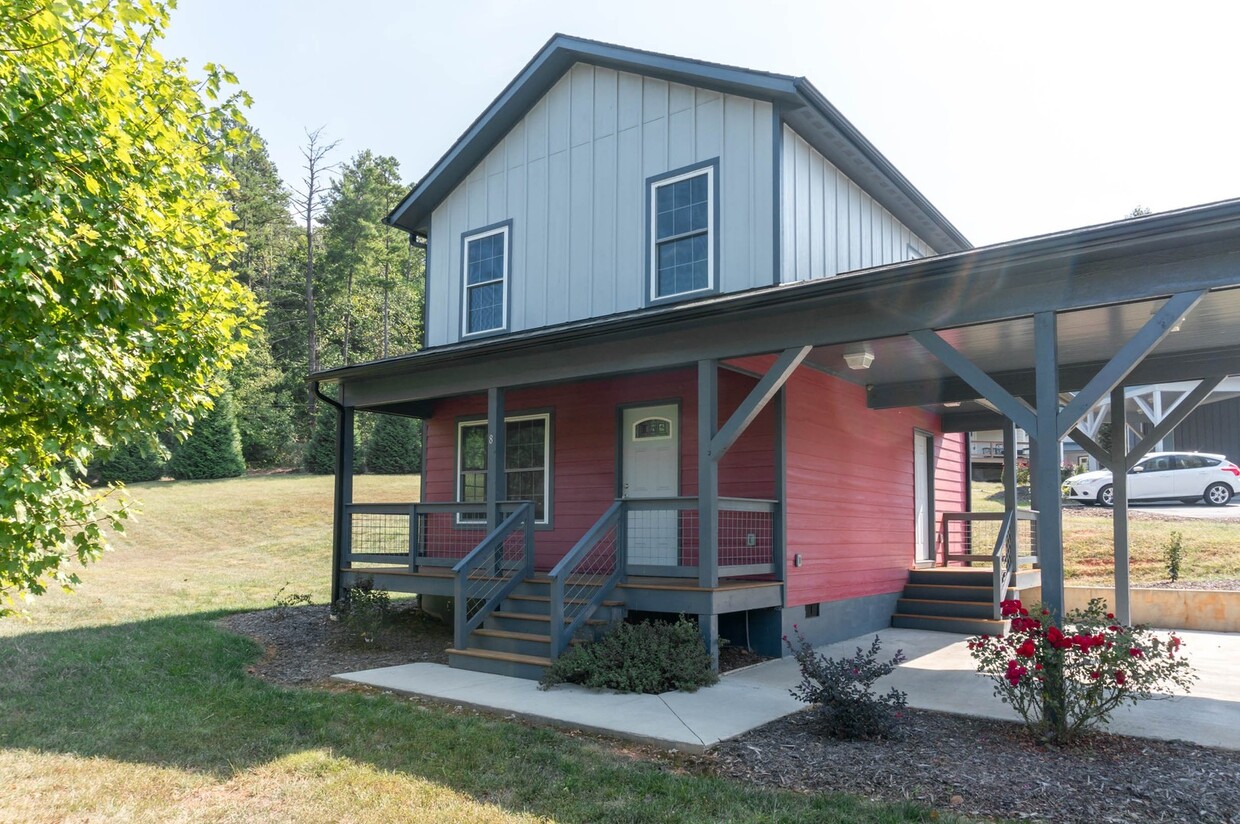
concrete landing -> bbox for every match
[334,627,1240,753]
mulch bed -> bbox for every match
[710,708,1240,823]
[220,606,1240,822]
[217,602,451,687]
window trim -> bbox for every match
[645,158,720,306]
[455,411,553,527]
[459,220,513,339]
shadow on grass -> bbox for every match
[0,614,939,824]
[982,486,1031,507]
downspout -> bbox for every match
[314,380,347,610]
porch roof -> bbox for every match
[314,197,1240,423]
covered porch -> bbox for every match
[315,199,1240,676]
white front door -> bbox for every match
[914,433,933,563]
[622,404,679,567]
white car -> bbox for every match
[1061,452,1240,507]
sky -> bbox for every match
[160,0,1240,247]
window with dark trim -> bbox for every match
[650,166,714,300]
[456,414,550,523]
[462,224,509,335]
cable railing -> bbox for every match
[548,500,624,659]
[451,502,536,650]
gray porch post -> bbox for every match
[697,359,720,667]
[1002,420,1018,559]
[486,387,505,532]
[1110,385,1131,624]
[1032,312,1065,620]
[331,405,355,608]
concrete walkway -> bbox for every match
[334,627,1240,753]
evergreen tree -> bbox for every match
[364,415,422,474]
[230,326,296,466]
[167,392,247,480]
[304,405,339,474]
[94,441,166,485]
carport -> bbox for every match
[320,198,1240,628]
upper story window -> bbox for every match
[648,161,716,303]
[462,222,510,336]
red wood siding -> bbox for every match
[421,367,775,570]
[783,368,966,607]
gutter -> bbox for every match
[313,380,347,609]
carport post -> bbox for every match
[1032,312,1065,620]
[1002,421,1018,559]
[1110,385,1131,625]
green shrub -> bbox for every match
[1164,531,1186,582]
[230,327,296,467]
[785,630,907,739]
[364,414,422,474]
[335,579,391,645]
[167,391,246,480]
[539,616,718,694]
[93,440,166,485]
[303,405,338,474]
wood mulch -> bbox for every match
[220,606,1240,822]
[708,708,1240,823]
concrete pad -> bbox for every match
[335,627,1240,753]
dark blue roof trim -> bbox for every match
[386,34,969,252]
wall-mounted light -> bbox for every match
[843,350,874,370]
[943,401,962,408]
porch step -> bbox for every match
[902,583,994,602]
[895,598,995,620]
[907,568,994,587]
[470,628,552,657]
[891,613,1009,636]
[486,610,613,636]
[504,593,625,615]
[447,648,551,681]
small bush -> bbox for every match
[335,579,391,645]
[785,629,907,739]
[540,616,718,694]
[1164,531,1186,582]
[364,414,422,474]
[968,598,1195,743]
[167,391,246,480]
[271,583,312,621]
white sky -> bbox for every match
[161,0,1240,247]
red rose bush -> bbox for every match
[967,598,1194,742]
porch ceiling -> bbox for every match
[321,198,1240,418]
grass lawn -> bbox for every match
[0,474,952,824]
[972,481,1240,585]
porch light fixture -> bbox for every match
[843,350,874,370]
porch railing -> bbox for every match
[451,502,536,650]
[548,500,625,659]
[623,496,777,578]
[344,501,526,572]
[938,510,1039,618]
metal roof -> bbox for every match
[384,34,970,253]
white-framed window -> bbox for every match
[461,223,509,336]
[649,165,714,301]
[456,413,550,524]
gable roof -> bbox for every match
[385,34,971,253]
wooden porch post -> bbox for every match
[1002,420,1018,561]
[486,387,505,532]
[331,405,355,609]
[1110,384,1131,625]
[698,360,720,668]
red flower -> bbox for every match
[1106,613,1115,620]
[1108,625,1123,633]
[1115,670,1127,685]
[1128,648,1143,658]
[1090,671,1101,680]
[1046,626,1073,650]
[1016,639,1036,658]
[1042,609,1050,616]
[1000,600,1023,618]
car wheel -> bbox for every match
[1204,483,1233,506]
[1098,484,1114,508]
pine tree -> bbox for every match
[94,441,166,485]
[167,392,247,480]
[230,326,296,466]
[364,415,422,474]
[304,405,339,474]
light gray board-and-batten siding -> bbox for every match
[779,125,932,283]
[426,63,776,347]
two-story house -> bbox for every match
[312,35,1240,680]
